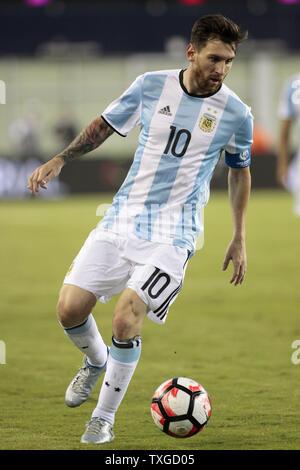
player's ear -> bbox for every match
[186,43,196,62]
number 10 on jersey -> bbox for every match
[164,126,191,158]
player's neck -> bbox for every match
[182,69,200,95]
[182,68,221,97]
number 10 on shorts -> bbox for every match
[0,340,6,364]
[141,267,171,299]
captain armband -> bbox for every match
[225,148,251,168]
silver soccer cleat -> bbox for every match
[65,355,107,408]
[80,417,114,444]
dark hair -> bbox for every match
[190,14,248,51]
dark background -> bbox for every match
[2,0,300,56]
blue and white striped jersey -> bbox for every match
[278,74,300,195]
[278,73,300,131]
[99,69,253,255]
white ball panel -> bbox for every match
[192,394,211,424]
[151,408,164,430]
[167,388,190,415]
[177,377,200,389]
[168,419,193,437]
[153,378,173,398]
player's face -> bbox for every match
[186,39,235,95]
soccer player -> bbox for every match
[27,15,252,444]
[277,73,300,216]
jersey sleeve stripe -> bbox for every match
[101,115,126,137]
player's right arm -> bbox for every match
[277,76,297,187]
[277,118,292,187]
[27,116,114,195]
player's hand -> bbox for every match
[27,156,64,195]
[222,238,247,286]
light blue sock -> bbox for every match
[63,314,108,367]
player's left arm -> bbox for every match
[277,78,296,186]
[277,118,292,187]
[222,166,251,286]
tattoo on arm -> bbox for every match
[56,117,114,164]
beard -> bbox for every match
[193,67,225,94]
[200,75,223,93]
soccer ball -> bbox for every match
[151,377,211,438]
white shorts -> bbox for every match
[63,229,190,324]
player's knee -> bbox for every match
[113,320,139,341]
[56,285,96,328]
[113,295,146,340]
[56,296,78,327]
[56,294,87,328]
[113,313,132,339]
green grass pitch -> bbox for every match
[1,189,300,450]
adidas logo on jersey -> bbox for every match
[158,105,172,116]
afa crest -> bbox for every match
[199,113,217,133]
